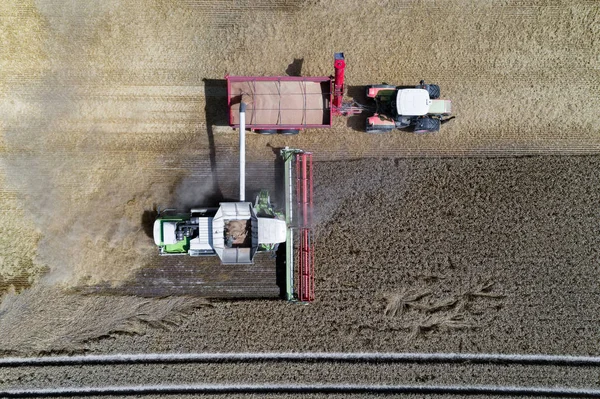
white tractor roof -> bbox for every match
[396,88,431,116]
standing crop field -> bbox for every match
[0,1,600,393]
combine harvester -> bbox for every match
[152,103,315,302]
[226,53,453,134]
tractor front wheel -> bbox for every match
[414,118,440,133]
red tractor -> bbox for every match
[365,81,453,133]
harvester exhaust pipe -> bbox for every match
[239,102,246,201]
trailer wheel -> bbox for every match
[279,129,300,135]
[417,81,440,99]
[257,129,277,135]
[414,117,440,133]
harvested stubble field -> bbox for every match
[79,155,600,356]
[1,0,600,395]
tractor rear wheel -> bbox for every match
[414,117,440,133]
[279,129,300,135]
[257,129,277,135]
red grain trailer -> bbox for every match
[226,76,332,135]
[226,53,358,135]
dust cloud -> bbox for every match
[0,1,192,288]
[0,0,224,353]
[172,176,222,211]
[2,142,161,286]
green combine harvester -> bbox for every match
[152,103,315,301]
[152,189,285,262]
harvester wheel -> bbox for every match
[414,117,440,133]
[417,81,440,99]
[280,129,300,135]
[257,129,277,135]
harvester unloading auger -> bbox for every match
[152,103,315,302]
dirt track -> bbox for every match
[3,359,600,396]
[1,0,600,377]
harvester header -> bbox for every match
[281,148,314,302]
